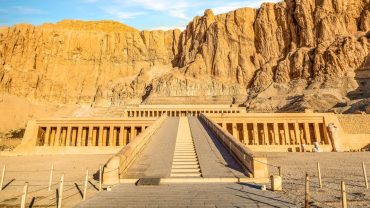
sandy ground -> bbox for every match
[0,154,113,207]
[0,94,78,133]
[0,152,369,207]
[263,152,370,208]
[0,138,22,151]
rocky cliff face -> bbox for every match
[0,0,369,112]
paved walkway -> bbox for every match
[78,183,296,207]
[188,117,246,178]
[123,117,179,179]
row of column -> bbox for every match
[37,125,147,147]
[127,110,240,117]
[219,122,329,145]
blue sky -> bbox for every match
[0,0,280,30]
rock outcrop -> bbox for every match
[0,0,369,112]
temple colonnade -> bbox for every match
[210,114,331,149]
[125,107,245,117]
[34,119,154,147]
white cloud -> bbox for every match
[0,6,46,15]
[150,25,186,31]
[103,7,146,20]
[14,6,46,15]
[81,0,99,3]
[120,0,191,20]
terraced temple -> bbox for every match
[4,105,370,206]
[7,105,369,183]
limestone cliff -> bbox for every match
[0,0,369,112]
[0,20,180,105]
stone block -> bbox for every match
[270,175,282,191]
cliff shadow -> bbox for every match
[343,52,370,113]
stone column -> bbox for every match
[323,123,329,144]
[279,129,285,145]
[92,127,98,146]
[328,123,338,151]
[66,126,72,146]
[304,123,311,144]
[232,123,238,139]
[103,127,108,146]
[123,127,128,145]
[50,128,56,146]
[131,126,136,138]
[294,123,301,145]
[283,123,290,145]
[71,128,77,146]
[61,127,67,146]
[119,126,125,146]
[314,123,321,144]
[98,126,103,146]
[44,126,51,146]
[243,123,248,145]
[263,123,269,145]
[76,126,82,146]
[273,123,279,145]
[113,127,118,146]
[128,127,132,142]
[109,126,114,146]
[253,123,258,145]
[82,127,88,146]
[87,126,93,146]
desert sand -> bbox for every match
[0,154,112,207]
[264,152,370,207]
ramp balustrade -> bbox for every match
[199,114,269,179]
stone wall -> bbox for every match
[337,115,370,134]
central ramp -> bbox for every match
[123,117,179,179]
[170,117,202,177]
[122,116,249,181]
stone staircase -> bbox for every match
[170,117,202,177]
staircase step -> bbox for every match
[171,165,200,169]
[170,173,202,177]
[172,161,199,165]
[170,117,202,178]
